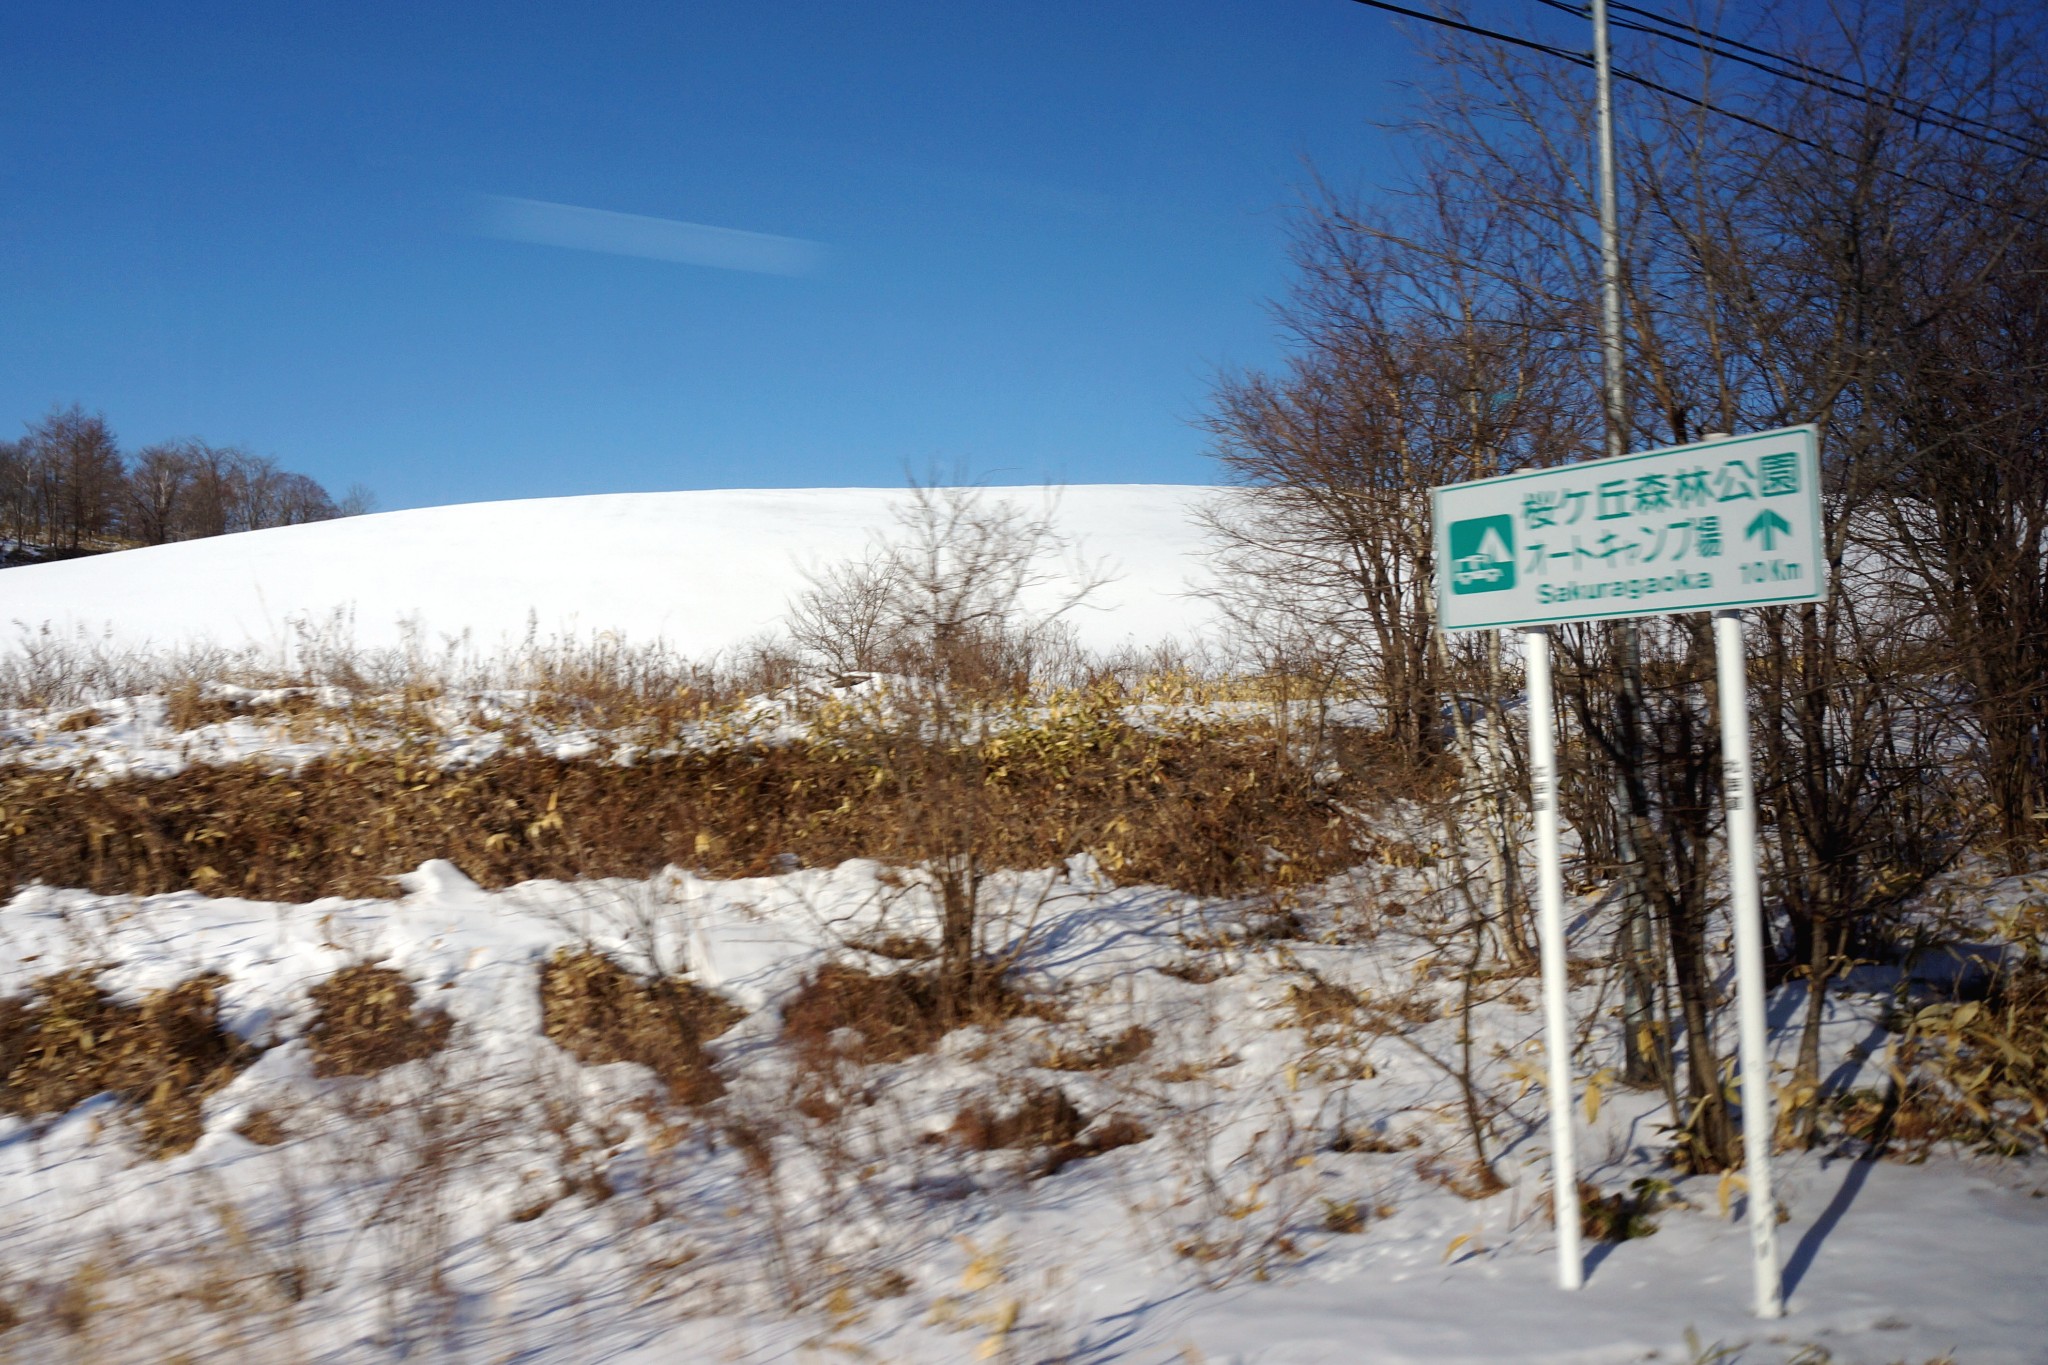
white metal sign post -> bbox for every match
[1715,606,1783,1317]
[1521,621,1581,1289]
[1432,425,1823,1314]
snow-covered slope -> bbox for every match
[0,485,1222,660]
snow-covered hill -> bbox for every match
[0,485,1222,661]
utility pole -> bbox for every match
[1593,0,1625,434]
[1590,0,1662,1091]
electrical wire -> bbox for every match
[1339,0,2045,228]
[1533,0,2048,159]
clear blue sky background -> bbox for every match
[2,2,1497,509]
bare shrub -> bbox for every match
[786,482,1111,692]
[0,969,256,1155]
[539,947,742,1105]
[304,965,453,1078]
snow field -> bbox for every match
[3,854,2043,1363]
[0,485,1224,663]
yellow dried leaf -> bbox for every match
[1717,1170,1748,1218]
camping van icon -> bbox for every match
[1448,515,1516,594]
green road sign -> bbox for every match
[1431,425,1825,632]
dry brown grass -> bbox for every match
[0,969,256,1156]
[1035,1024,1154,1072]
[0,708,1361,904]
[304,965,454,1078]
[539,948,743,1105]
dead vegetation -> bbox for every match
[1887,962,2048,1156]
[779,961,1045,1066]
[1034,1024,1153,1072]
[539,947,744,1105]
[304,964,454,1078]
[950,1084,1086,1152]
[948,1084,1151,1176]
[0,969,256,1155]
[0,699,1359,904]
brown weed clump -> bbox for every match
[1036,1024,1154,1072]
[539,948,743,1105]
[0,969,257,1156]
[778,962,1041,1065]
[1578,1179,1664,1242]
[304,964,454,1077]
[951,1085,1086,1150]
[948,1085,1151,1176]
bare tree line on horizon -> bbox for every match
[0,405,373,562]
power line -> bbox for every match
[1339,0,2045,228]
[1343,0,1594,65]
[1534,0,2048,159]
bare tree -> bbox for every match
[1203,0,2041,1162]
[787,481,1111,693]
[784,482,1113,1023]
[126,441,196,545]
[18,406,124,552]
[337,483,379,518]
[273,471,339,526]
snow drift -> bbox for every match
[0,485,1223,661]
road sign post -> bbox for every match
[1433,425,1823,1313]
[1715,607,1784,1317]
[1522,624,1582,1290]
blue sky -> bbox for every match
[2,2,1449,509]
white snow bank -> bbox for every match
[0,484,1224,661]
[3,860,2044,1363]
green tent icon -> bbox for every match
[1449,515,1516,595]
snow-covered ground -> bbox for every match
[4,857,2044,1363]
[0,485,1223,661]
